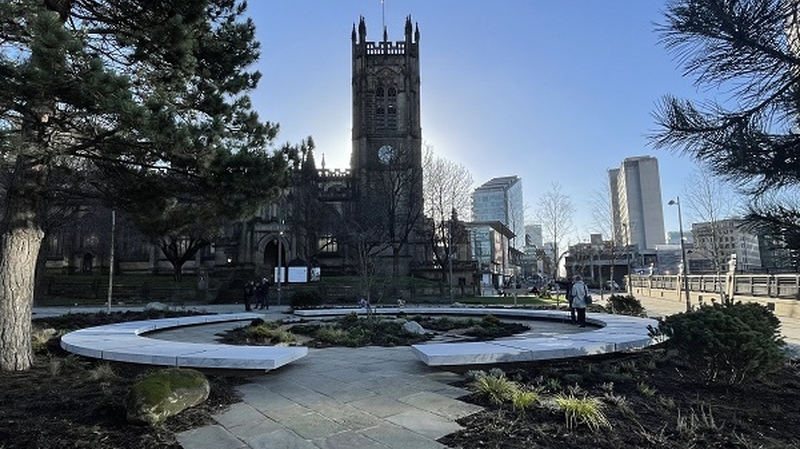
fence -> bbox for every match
[631,273,800,300]
[629,273,800,318]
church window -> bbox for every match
[387,87,398,129]
[318,235,338,253]
[375,87,386,129]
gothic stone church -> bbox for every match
[44,17,427,279]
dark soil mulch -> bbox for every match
[439,348,800,449]
[0,311,246,449]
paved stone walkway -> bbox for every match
[175,345,479,449]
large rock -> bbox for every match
[403,320,427,335]
[125,368,210,426]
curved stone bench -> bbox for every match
[60,313,308,370]
[293,307,661,366]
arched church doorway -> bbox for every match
[263,239,286,282]
[82,253,94,273]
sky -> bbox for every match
[246,1,728,239]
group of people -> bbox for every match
[566,275,590,327]
[243,278,271,311]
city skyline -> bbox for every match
[247,1,744,240]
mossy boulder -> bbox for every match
[125,368,210,426]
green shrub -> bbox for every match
[244,325,297,344]
[659,302,786,385]
[289,289,323,309]
[606,294,645,316]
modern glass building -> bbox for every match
[471,176,524,250]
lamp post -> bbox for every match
[277,220,284,306]
[668,197,691,311]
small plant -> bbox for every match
[89,363,117,381]
[511,388,540,413]
[544,377,562,392]
[31,328,57,354]
[48,356,61,377]
[676,405,718,436]
[599,381,614,393]
[470,371,519,405]
[637,381,657,397]
[566,382,585,396]
[603,392,635,418]
[60,354,89,371]
[553,393,610,431]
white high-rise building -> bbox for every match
[472,176,524,250]
[609,156,666,251]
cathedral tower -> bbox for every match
[351,16,422,187]
[349,16,424,272]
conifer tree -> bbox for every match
[0,0,287,370]
[652,0,800,266]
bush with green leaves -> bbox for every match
[606,294,646,316]
[289,289,323,309]
[659,302,785,385]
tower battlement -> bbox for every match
[352,15,419,56]
[364,41,407,56]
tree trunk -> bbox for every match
[0,225,44,371]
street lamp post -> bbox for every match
[668,197,691,311]
[277,220,284,306]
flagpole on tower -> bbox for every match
[381,0,385,35]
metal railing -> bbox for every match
[630,273,800,300]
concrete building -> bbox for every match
[471,176,524,251]
[609,156,666,251]
[690,218,761,273]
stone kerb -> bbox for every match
[293,307,661,367]
[60,313,308,370]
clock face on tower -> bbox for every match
[378,145,394,164]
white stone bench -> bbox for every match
[293,307,661,366]
[60,313,308,370]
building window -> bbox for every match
[318,236,338,253]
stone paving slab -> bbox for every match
[358,423,450,449]
[176,425,247,449]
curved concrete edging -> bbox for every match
[60,312,309,370]
[293,307,662,366]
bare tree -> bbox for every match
[422,146,474,281]
[683,164,744,276]
[374,148,425,280]
[536,182,575,280]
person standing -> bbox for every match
[243,280,255,311]
[255,278,270,310]
[565,277,576,324]
[569,275,589,327]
